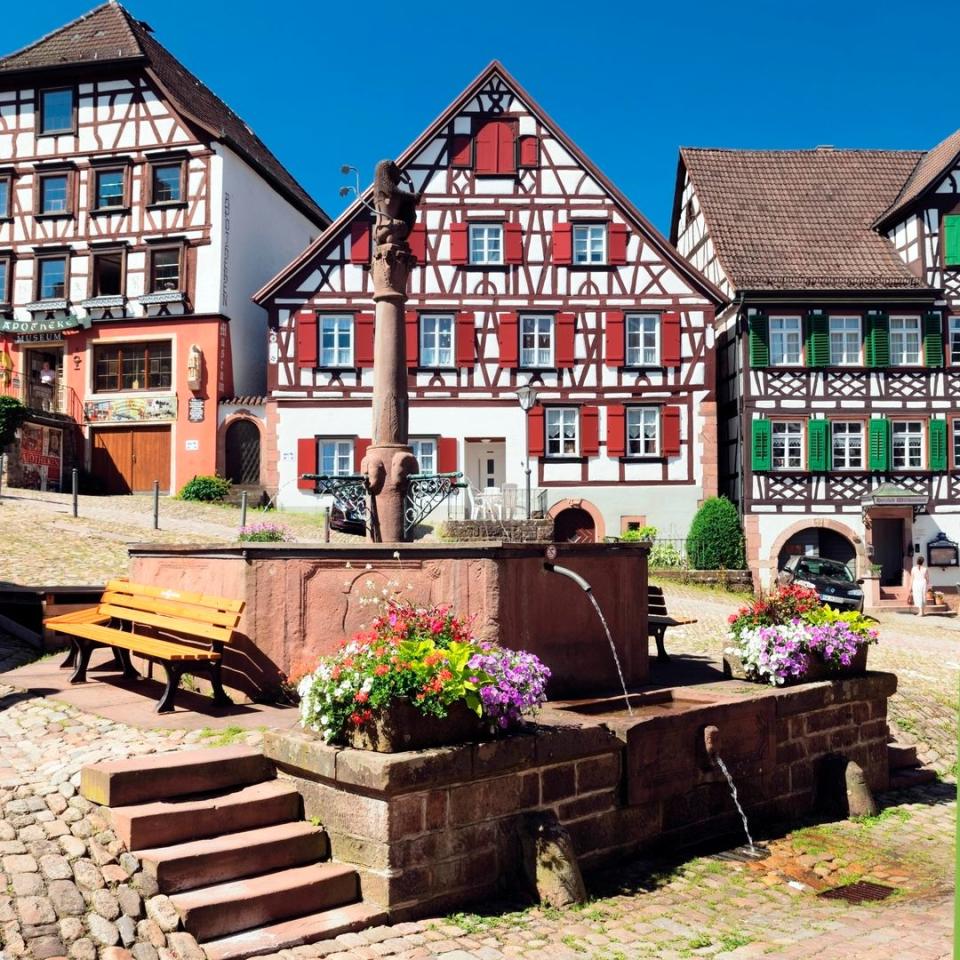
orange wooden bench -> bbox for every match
[44,580,244,713]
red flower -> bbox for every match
[438,669,453,682]
[728,614,738,624]
[355,691,369,704]
[374,664,390,676]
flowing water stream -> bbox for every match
[714,754,755,851]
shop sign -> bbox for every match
[187,398,205,422]
[84,395,177,423]
[18,422,63,491]
[0,315,90,336]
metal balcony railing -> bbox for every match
[446,485,548,521]
[1,369,84,422]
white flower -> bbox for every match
[365,563,372,570]
[392,551,400,560]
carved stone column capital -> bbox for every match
[372,243,415,302]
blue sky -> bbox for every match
[6,1,956,233]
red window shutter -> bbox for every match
[297,438,317,490]
[661,311,681,367]
[498,312,518,367]
[296,309,317,368]
[608,222,628,265]
[450,133,472,168]
[496,120,516,174]
[556,312,576,367]
[662,406,681,457]
[456,311,475,366]
[475,120,499,174]
[355,312,375,366]
[605,310,625,365]
[528,406,545,457]
[354,437,370,473]
[408,222,426,264]
[607,405,626,458]
[552,222,572,264]
[349,220,370,265]
[518,135,539,168]
[405,311,419,368]
[450,222,468,265]
[505,222,523,264]
[437,437,457,474]
[581,406,599,457]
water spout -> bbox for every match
[712,751,756,853]
[543,562,632,716]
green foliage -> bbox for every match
[177,474,231,502]
[0,397,27,449]
[650,542,683,568]
[621,524,658,542]
[803,605,877,642]
[686,496,746,570]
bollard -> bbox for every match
[153,480,160,530]
[240,490,248,529]
[72,468,78,518]
[324,506,331,543]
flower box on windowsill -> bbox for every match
[722,644,869,686]
[341,696,490,753]
[139,290,185,305]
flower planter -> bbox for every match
[342,697,490,753]
[723,643,869,686]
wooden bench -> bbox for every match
[44,580,244,714]
[647,584,698,662]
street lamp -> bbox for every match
[516,384,538,519]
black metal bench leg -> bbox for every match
[69,640,93,684]
[115,648,141,681]
[156,663,182,714]
[655,628,670,662]
[207,660,233,709]
[60,644,76,669]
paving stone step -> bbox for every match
[887,742,919,771]
[81,746,274,806]
[109,780,302,849]
[889,767,938,790]
[136,820,329,893]
[171,862,360,941]
[201,902,389,960]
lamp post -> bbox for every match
[516,384,538,519]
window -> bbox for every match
[39,89,73,134]
[420,315,454,367]
[520,314,553,367]
[0,257,9,303]
[829,316,861,366]
[149,248,181,292]
[37,257,66,300]
[572,224,605,265]
[546,407,578,457]
[769,316,802,365]
[891,421,924,469]
[771,422,803,470]
[94,341,172,392]
[411,439,436,474]
[626,314,659,366]
[469,224,503,265]
[474,118,516,175]
[832,422,863,470]
[92,251,123,298]
[890,316,922,365]
[626,407,659,456]
[151,163,183,204]
[319,440,353,476]
[39,174,69,215]
[949,317,960,365]
[0,176,9,218]
[954,420,960,468]
[93,169,125,210]
[319,315,353,367]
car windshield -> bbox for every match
[795,559,854,583]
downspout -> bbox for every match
[734,292,746,523]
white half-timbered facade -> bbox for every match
[256,63,724,541]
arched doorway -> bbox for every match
[777,526,856,573]
[553,507,596,543]
[224,419,261,485]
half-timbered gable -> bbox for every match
[257,62,724,540]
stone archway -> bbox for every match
[548,498,606,543]
[217,413,265,486]
[769,518,868,582]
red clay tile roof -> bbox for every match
[0,3,328,227]
[680,147,928,292]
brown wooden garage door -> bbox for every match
[92,426,171,494]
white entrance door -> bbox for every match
[465,440,506,489]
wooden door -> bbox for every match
[225,419,261,484]
[92,429,134,494]
[92,427,170,494]
[131,427,171,493]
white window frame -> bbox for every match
[829,316,861,366]
[545,407,578,458]
[831,421,864,470]
[0,257,9,304]
[769,316,802,366]
[891,421,924,469]
[889,316,922,366]
[572,224,606,265]
[420,314,454,368]
[468,223,503,265]
[520,314,554,368]
[319,439,353,477]
[319,315,353,368]
[953,419,960,469]
[626,407,659,457]
[625,314,659,366]
[949,316,960,366]
[411,438,436,474]
[771,421,803,470]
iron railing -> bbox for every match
[446,485,548,522]
[1,367,84,422]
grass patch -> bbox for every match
[852,806,911,827]
[892,715,918,736]
[561,934,587,953]
[718,932,753,951]
[198,725,246,747]
[686,934,713,949]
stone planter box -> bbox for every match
[722,644,869,685]
[343,698,490,753]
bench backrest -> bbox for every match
[97,580,244,646]
[647,584,669,616]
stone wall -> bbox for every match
[440,520,554,542]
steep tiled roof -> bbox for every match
[680,147,928,292]
[0,3,327,227]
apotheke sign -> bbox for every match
[0,315,90,335]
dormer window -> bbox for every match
[39,88,74,135]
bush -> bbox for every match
[686,496,746,570]
[178,475,231,502]
[238,522,292,542]
[650,542,683,568]
[0,396,27,449]
[621,524,657,542]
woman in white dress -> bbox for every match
[909,556,929,617]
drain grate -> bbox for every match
[818,880,894,903]
[711,844,771,863]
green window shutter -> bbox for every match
[865,311,889,367]
[751,419,772,471]
[807,419,831,471]
[749,312,769,368]
[868,418,890,471]
[944,215,960,268]
[923,311,943,367]
[929,419,947,471]
[805,311,829,367]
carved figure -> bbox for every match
[373,160,420,246]
[186,344,202,389]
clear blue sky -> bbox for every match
[6,1,956,233]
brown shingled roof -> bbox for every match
[0,2,328,227]
[680,147,928,292]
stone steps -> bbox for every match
[887,742,919,771]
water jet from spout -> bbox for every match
[712,751,756,853]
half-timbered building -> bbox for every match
[0,3,327,494]
[255,62,724,542]
[673,138,960,604]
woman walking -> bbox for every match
[910,556,929,617]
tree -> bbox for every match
[0,396,26,450]
[686,496,746,570]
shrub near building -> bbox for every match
[687,496,746,570]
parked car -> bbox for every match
[777,555,865,612]
[330,506,365,537]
